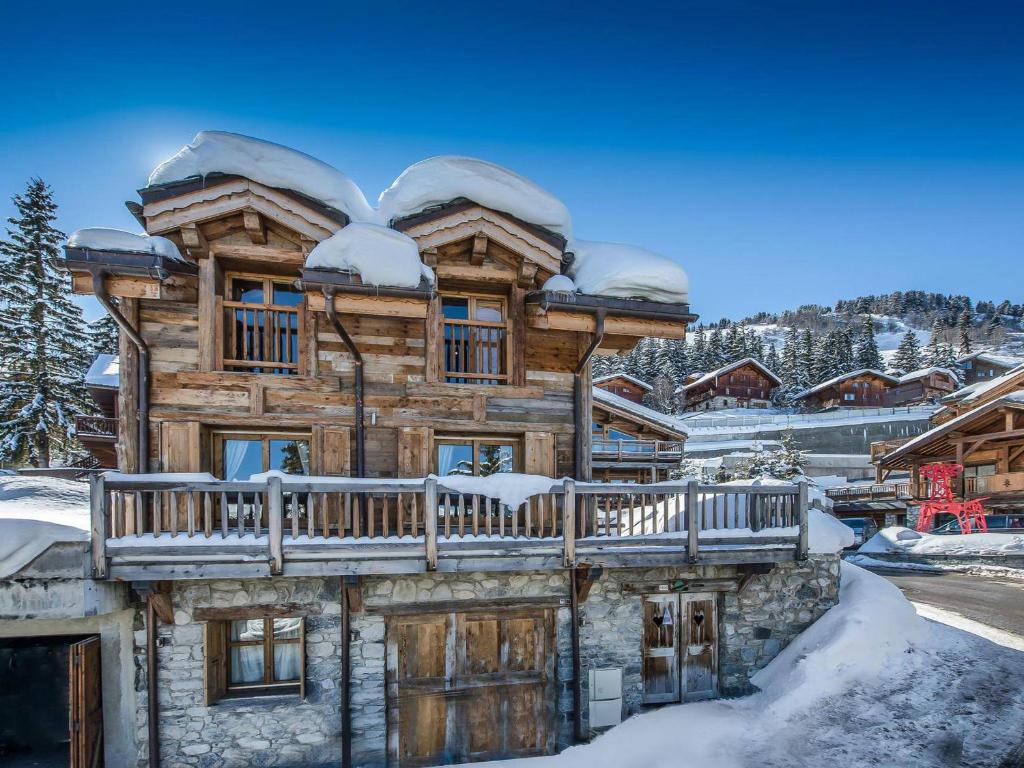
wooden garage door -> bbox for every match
[386,607,557,766]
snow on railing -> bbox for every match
[90,475,808,578]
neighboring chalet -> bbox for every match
[77,354,120,467]
[794,369,897,410]
[679,358,780,412]
[957,351,1024,385]
[591,386,686,482]
[0,132,840,768]
[874,364,1024,511]
[593,372,652,404]
[884,367,959,407]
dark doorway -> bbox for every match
[0,635,101,768]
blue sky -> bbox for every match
[2,1,1022,322]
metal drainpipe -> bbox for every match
[573,310,606,481]
[146,595,160,767]
[340,578,352,768]
[91,268,150,473]
[323,286,365,477]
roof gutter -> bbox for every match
[526,290,697,324]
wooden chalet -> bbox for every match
[883,367,959,407]
[76,354,120,467]
[13,134,841,768]
[593,372,652,404]
[957,351,1024,385]
[679,358,780,412]
[591,386,686,482]
[794,369,897,410]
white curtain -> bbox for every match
[437,444,458,476]
[223,440,254,481]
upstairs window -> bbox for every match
[223,274,303,374]
[441,293,509,385]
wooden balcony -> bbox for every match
[75,415,117,438]
[966,472,1024,497]
[824,483,914,503]
[90,475,809,581]
[869,438,912,463]
[591,439,684,468]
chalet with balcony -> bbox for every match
[0,132,841,768]
[882,367,959,407]
[957,351,1024,385]
[593,373,652,404]
[794,369,897,410]
[77,354,120,467]
[679,358,780,412]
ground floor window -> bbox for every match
[435,436,519,476]
[213,432,311,479]
[205,616,305,703]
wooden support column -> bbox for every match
[118,297,140,473]
[197,256,221,372]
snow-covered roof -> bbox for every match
[592,387,688,437]
[593,373,653,392]
[956,351,1024,369]
[680,357,782,393]
[85,354,119,389]
[304,222,435,289]
[540,274,575,293]
[794,369,898,400]
[567,239,689,304]
[379,156,571,237]
[895,366,958,384]
[0,474,90,578]
[958,363,1024,404]
[67,228,184,261]
[148,131,376,222]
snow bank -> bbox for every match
[149,131,376,221]
[67,228,183,261]
[378,156,572,236]
[861,526,1024,556]
[85,354,119,388]
[0,474,91,577]
[305,222,432,288]
[433,473,557,509]
[567,239,689,304]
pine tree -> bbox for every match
[798,329,815,385]
[854,315,883,371]
[780,327,800,384]
[707,327,726,369]
[764,343,781,376]
[689,329,708,373]
[923,319,946,367]
[957,310,973,357]
[89,314,120,356]
[0,179,94,466]
[891,330,923,375]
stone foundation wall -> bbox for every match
[136,557,840,766]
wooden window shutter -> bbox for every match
[524,432,555,476]
[398,427,431,477]
[160,421,202,473]
[203,621,228,706]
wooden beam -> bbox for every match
[1008,444,1024,467]
[517,261,539,288]
[526,307,689,340]
[305,291,428,319]
[243,210,267,244]
[72,273,197,303]
[208,242,305,267]
[949,427,1024,444]
[471,234,487,266]
[180,223,208,256]
[194,603,324,621]
[962,439,989,461]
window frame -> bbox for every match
[438,290,512,385]
[434,435,521,476]
[225,617,304,697]
[221,272,305,375]
[212,430,312,479]
[204,614,306,703]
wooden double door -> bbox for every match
[385,607,558,766]
[641,593,718,704]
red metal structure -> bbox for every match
[915,463,988,534]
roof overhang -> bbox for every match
[300,267,435,319]
[63,246,199,302]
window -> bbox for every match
[223,274,304,374]
[215,433,311,480]
[436,437,518,476]
[204,616,304,703]
[440,293,509,385]
[844,393,856,401]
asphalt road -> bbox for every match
[874,569,1024,637]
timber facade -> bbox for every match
[679,358,780,412]
[0,152,842,768]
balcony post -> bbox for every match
[90,473,108,579]
[686,480,699,563]
[268,476,283,574]
[562,479,576,567]
[797,481,809,560]
[424,478,438,571]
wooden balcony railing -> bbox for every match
[591,439,684,463]
[443,319,507,384]
[75,415,117,438]
[969,472,1024,496]
[223,303,301,374]
[824,483,914,502]
[869,438,912,462]
[90,475,809,579]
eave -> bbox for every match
[63,246,199,302]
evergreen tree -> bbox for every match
[780,327,800,384]
[764,343,781,376]
[0,179,94,466]
[798,329,815,385]
[923,319,946,367]
[891,330,923,374]
[706,327,726,369]
[957,310,973,357]
[854,315,884,370]
[689,329,708,373]
[89,313,120,356]
[733,431,806,481]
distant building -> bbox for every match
[884,367,959,407]
[77,354,120,468]
[593,373,653,405]
[794,369,898,410]
[957,352,1024,385]
[591,386,686,482]
[679,358,781,412]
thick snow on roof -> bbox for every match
[593,372,653,392]
[305,223,433,289]
[959,363,1024,404]
[957,351,1024,368]
[592,387,688,436]
[378,156,572,237]
[795,368,897,400]
[0,474,90,577]
[566,239,689,304]
[67,228,183,261]
[681,357,782,392]
[85,354,119,388]
[896,366,958,384]
[149,131,376,221]
[541,274,575,293]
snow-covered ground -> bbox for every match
[469,562,1024,768]
[847,553,1024,581]
[0,473,90,577]
[861,526,1024,557]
